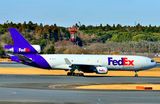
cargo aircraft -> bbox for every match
[4,28,157,76]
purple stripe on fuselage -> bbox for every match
[23,54,51,69]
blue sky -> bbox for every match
[0,0,160,26]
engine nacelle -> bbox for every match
[4,44,41,53]
[31,45,41,53]
[96,66,108,74]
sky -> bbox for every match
[0,0,160,27]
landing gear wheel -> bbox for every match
[76,73,84,76]
[67,72,84,76]
[67,72,75,76]
[134,71,138,77]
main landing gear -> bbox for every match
[134,71,138,77]
[67,71,84,76]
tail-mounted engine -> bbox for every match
[4,44,41,53]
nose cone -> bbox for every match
[149,59,157,68]
[151,62,157,68]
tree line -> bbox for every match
[79,23,160,43]
[0,21,160,57]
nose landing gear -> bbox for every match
[135,71,138,77]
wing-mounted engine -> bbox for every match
[31,45,41,53]
[96,66,108,74]
[4,44,41,53]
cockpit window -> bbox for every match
[151,60,155,62]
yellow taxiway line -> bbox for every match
[76,84,160,90]
[0,67,159,77]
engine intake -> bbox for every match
[96,66,108,74]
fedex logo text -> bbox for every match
[18,48,30,52]
[108,57,134,66]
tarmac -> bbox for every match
[0,75,159,104]
[0,63,160,77]
[0,63,160,104]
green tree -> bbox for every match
[0,44,5,57]
[40,39,47,50]
[45,45,55,54]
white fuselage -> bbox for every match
[41,54,156,71]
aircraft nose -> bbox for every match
[153,62,157,67]
[150,59,157,68]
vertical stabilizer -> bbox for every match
[8,28,37,53]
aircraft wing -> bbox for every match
[64,58,91,67]
[64,58,102,73]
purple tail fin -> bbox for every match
[8,28,37,53]
[7,28,51,69]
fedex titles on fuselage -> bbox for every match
[108,57,134,66]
